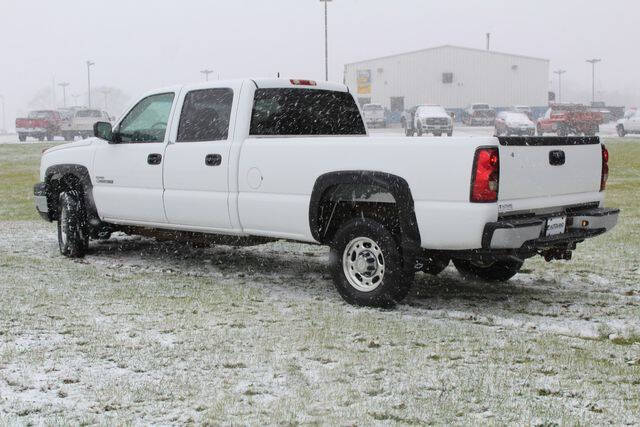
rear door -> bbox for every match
[497,138,602,203]
[162,83,239,230]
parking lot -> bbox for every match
[0,137,638,424]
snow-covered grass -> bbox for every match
[0,140,639,424]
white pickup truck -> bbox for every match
[34,78,619,307]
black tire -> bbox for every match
[46,133,54,141]
[38,136,44,142]
[557,126,569,137]
[57,192,88,258]
[405,128,414,137]
[617,125,626,137]
[447,132,453,137]
[434,132,442,137]
[416,122,423,136]
[452,258,523,282]
[18,134,26,142]
[330,218,412,308]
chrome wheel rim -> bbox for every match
[60,207,68,247]
[342,237,385,292]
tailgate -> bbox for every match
[498,137,602,201]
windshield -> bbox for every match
[504,112,531,122]
[363,104,383,111]
[418,106,447,116]
[472,104,490,110]
[28,111,52,119]
[75,109,102,118]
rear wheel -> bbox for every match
[57,191,88,258]
[453,258,523,282]
[447,131,453,137]
[617,125,626,137]
[330,218,412,308]
[433,132,442,137]
[18,134,26,142]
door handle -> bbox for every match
[147,153,162,165]
[205,154,222,166]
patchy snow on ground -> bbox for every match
[1,220,639,424]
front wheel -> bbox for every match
[330,218,412,307]
[453,258,523,282]
[57,192,88,258]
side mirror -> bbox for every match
[94,121,114,142]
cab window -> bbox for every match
[177,88,233,142]
[117,93,175,143]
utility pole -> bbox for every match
[553,69,566,103]
[0,94,5,133]
[320,0,332,81]
[58,82,70,108]
[99,88,111,111]
[200,69,213,81]
[486,33,491,51]
[86,60,95,107]
[586,58,601,105]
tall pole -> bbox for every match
[200,69,213,81]
[58,82,69,108]
[86,60,95,107]
[320,0,331,81]
[486,33,491,51]
[586,58,601,105]
[100,89,110,111]
[553,69,566,103]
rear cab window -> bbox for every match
[250,88,366,136]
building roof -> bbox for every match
[345,44,549,66]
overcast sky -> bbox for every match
[1,0,638,127]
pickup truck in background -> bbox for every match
[16,110,63,141]
[616,109,640,137]
[402,104,453,136]
[362,103,386,128]
[494,111,535,136]
[537,104,602,137]
[462,103,496,126]
[34,78,619,308]
[60,108,113,141]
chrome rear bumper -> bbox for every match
[483,207,619,249]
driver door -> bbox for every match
[92,90,178,224]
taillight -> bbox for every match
[600,144,609,191]
[290,79,317,86]
[470,147,499,203]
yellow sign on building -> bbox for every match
[357,69,371,94]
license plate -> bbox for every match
[546,216,566,237]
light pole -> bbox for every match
[586,58,601,105]
[553,69,566,103]
[99,88,110,111]
[86,60,95,107]
[200,69,213,81]
[0,94,5,133]
[58,82,69,107]
[320,0,332,81]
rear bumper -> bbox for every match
[34,182,51,221]
[482,207,619,249]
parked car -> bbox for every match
[494,111,535,136]
[616,109,640,137]
[512,105,533,120]
[402,104,453,136]
[61,108,113,141]
[15,110,63,141]
[536,104,602,137]
[463,103,496,126]
[362,103,386,128]
[34,78,619,308]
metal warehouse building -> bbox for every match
[343,45,549,116]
